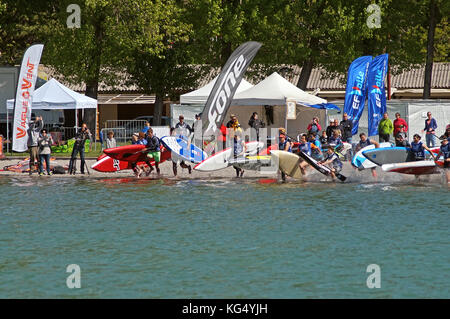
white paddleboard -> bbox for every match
[352,142,391,170]
[194,141,264,171]
[382,160,441,175]
[270,150,303,179]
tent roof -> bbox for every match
[180,76,253,104]
[231,72,327,106]
[7,78,97,110]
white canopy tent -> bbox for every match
[6,78,98,151]
[180,76,254,105]
[229,72,330,138]
[231,72,327,106]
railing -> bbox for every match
[100,128,127,149]
[104,120,147,141]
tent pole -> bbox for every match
[285,99,288,132]
[6,106,9,153]
[95,105,97,151]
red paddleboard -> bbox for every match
[103,144,148,162]
[94,146,171,172]
[382,160,444,175]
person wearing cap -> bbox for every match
[435,138,450,183]
[175,115,193,139]
[37,128,54,176]
[226,114,240,129]
[395,131,410,147]
[393,112,408,138]
[278,132,292,181]
[326,119,336,143]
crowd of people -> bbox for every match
[19,110,450,181]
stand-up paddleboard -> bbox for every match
[382,160,444,175]
[91,154,146,172]
[160,136,207,164]
[270,150,303,179]
[194,141,264,171]
[103,145,171,164]
[363,146,440,166]
[297,150,346,182]
[228,155,272,170]
[352,142,392,170]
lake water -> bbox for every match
[0,176,448,298]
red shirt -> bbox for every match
[393,118,408,136]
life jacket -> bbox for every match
[279,139,292,152]
[299,142,312,156]
[359,139,371,148]
[410,141,425,159]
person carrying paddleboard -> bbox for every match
[169,127,192,176]
[232,128,247,178]
[131,132,148,177]
[408,134,436,162]
[144,127,161,176]
[278,132,292,181]
[319,146,343,181]
[175,115,193,139]
[298,134,321,174]
[435,138,450,183]
[355,133,380,178]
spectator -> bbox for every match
[131,133,139,145]
[422,112,438,148]
[340,113,353,143]
[319,131,328,145]
[68,123,92,175]
[393,112,408,138]
[142,121,151,134]
[333,119,343,138]
[378,112,393,142]
[226,114,240,129]
[326,119,335,142]
[38,129,54,176]
[307,117,322,139]
[248,112,265,141]
[27,116,43,175]
[105,131,116,149]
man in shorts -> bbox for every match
[144,127,161,175]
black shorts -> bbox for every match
[444,161,450,169]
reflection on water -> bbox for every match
[0,175,448,298]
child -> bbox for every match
[319,146,343,181]
[319,131,328,145]
[106,131,116,149]
[38,129,54,176]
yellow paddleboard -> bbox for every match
[270,150,303,179]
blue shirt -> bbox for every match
[424,118,437,133]
[329,136,342,146]
[279,139,292,152]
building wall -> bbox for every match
[99,104,118,129]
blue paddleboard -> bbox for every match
[160,136,207,164]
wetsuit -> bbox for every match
[69,128,92,174]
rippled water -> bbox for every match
[0,176,448,298]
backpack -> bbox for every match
[52,166,66,174]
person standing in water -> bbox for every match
[408,134,436,162]
[144,128,161,176]
[355,133,380,179]
[319,146,343,181]
[27,116,43,175]
[278,133,292,181]
[169,127,192,176]
[68,123,92,175]
[435,138,450,183]
[232,128,247,178]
